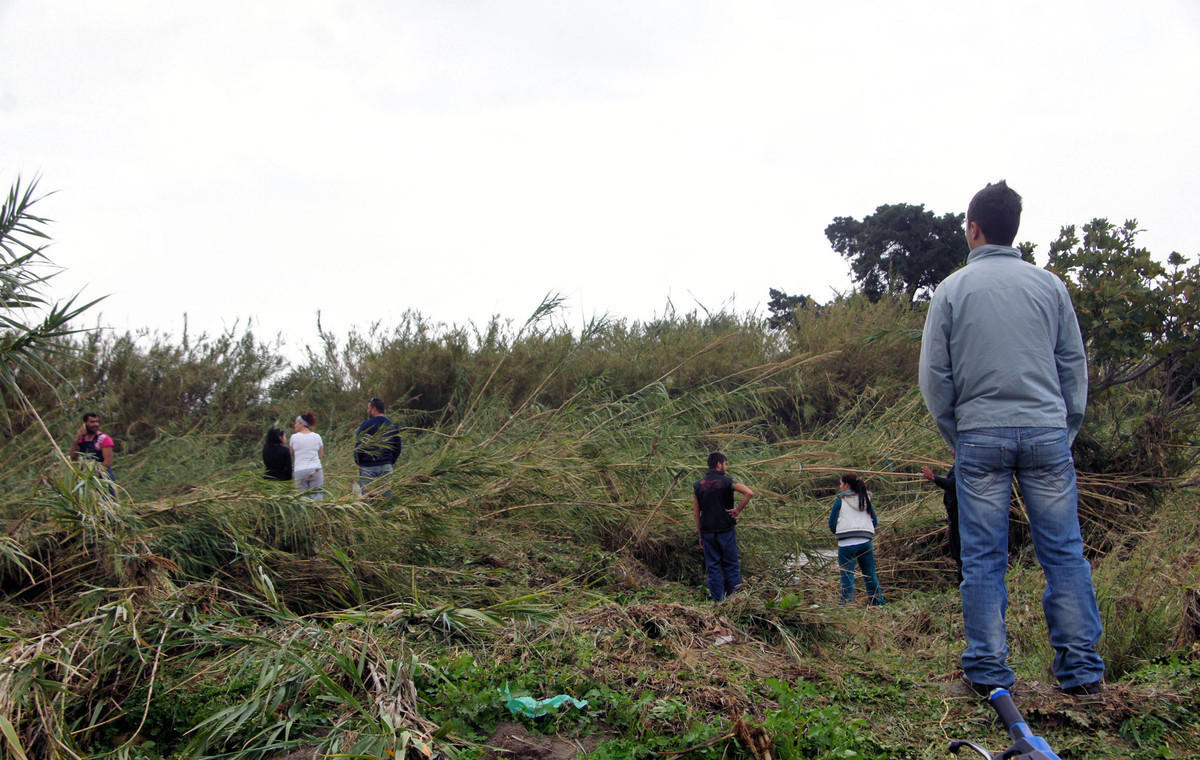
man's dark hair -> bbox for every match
[82,412,98,422]
[707,451,727,470]
[369,397,386,414]
[967,180,1023,246]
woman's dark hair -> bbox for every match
[265,428,285,447]
[299,411,316,428]
[840,473,871,511]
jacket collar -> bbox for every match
[966,243,1021,264]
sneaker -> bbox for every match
[1062,681,1103,696]
[961,675,1003,698]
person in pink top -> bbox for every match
[68,412,116,492]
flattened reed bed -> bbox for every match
[1,293,1197,757]
[556,600,826,714]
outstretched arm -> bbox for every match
[922,465,955,492]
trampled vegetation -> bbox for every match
[2,181,1199,759]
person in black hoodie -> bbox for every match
[262,428,292,481]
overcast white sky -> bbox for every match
[3,1,1198,354]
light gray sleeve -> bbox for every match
[919,294,958,448]
[1054,285,1089,444]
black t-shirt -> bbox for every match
[694,469,736,533]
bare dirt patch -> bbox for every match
[482,721,615,760]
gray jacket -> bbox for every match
[919,244,1088,447]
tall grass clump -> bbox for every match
[770,293,925,430]
[269,299,792,434]
[3,323,285,453]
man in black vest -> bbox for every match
[693,452,754,601]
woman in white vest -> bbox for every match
[290,411,324,499]
[828,473,885,605]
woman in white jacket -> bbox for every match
[828,473,884,605]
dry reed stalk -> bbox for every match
[480,500,633,520]
[798,466,922,479]
[743,452,808,468]
[625,468,687,548]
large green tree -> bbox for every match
[825,203,967,302]
[1046,218,1200,399]
[1046,217,1200,485]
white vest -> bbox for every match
[835,492,875,540]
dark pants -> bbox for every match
[837,541,885,605]
[701,529,742,601]
[945,499,963,584]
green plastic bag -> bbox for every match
[500,684,588,717]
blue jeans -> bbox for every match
[837,541,884,605]
[95,466,116,497]
[701,529,742,601]
[358,463,393,500]
[956,427,1105,690]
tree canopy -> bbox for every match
[1045,218,1200,400]
[825,203,967,302]
[765,288,817,330]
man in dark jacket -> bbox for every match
[693,452,754,601]
[355,397,401,501]
[923,465,962,584]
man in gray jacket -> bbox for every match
[919,181,1105,697]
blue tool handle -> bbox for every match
[988,689,1031,740]
[987,690,1062,760]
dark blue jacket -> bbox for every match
[354,415,401,466]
